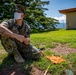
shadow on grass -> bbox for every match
[0,55,34,75]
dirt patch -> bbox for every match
[0,68,25,75]
[30,65,45,75]
[0,64,49,75]
[50,43,76,55]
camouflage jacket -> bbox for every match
[1,19,31,38]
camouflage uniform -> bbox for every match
[0,19,41,62]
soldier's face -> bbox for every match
[14,12,25,20]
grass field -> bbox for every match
[31,29,76,48]
[0,29,76,75]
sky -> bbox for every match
[43,0,76,23]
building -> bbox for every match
[59,8,76,29]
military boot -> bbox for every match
[13,50,25,63]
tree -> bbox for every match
[0,0,59,32]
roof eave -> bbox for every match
[59,8,76,14]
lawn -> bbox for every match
[31,29,76,48]
[0,29,76,75]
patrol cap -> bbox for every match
[15,4,26,14]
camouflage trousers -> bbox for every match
[1,36,41,60]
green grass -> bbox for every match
[0,29,76,75]
[34,50,70,75]
[31,29,76,48]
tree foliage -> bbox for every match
[0,0,59,32]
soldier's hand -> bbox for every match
[14,33,26,42]
[24,38,30,45]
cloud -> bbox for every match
[53,15,66,23]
